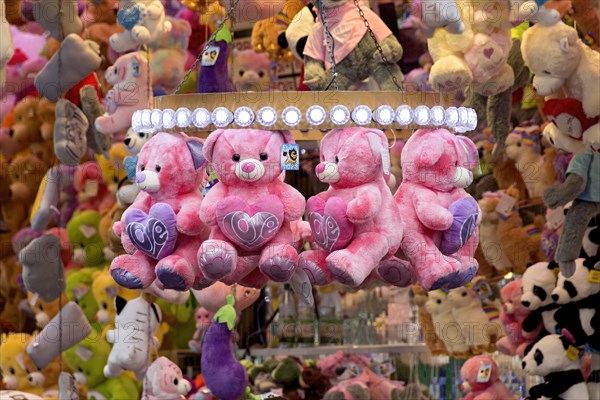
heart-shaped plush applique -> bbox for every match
[440,197,479,256]
[124,203,178,260]
[216,195,284,252]
[117,5,142,31]
[306,196,354,252]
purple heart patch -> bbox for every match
[216,195,284,252]
[124,203,178,260]
[440,197,479,256]
[306,196,354,252]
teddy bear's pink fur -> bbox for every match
[394,129,481,290]
[111,132,210,291]
[299,127,406,288]
[496,278,541,357]
[95,52,153,135]
[460,355,516,400]
[197,129,306,285]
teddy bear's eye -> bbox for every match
[174,378,179,385]
[9,367,15,375]
[139,133,145,138]
[258,71,265,78]
[232,154,241,162]
[462,292,467,297]
[155,165,161,172]
[239,70,244,77]
[436,299,441,304]
[517,142,522,147]
[38,304,44,310]
[140,165,145,171]
[113,176,119,183]
[77,367,84,373]
[335,156,339,163]
[102,301,108,310]
[24,367,30,374]
[259,153,268,161]
[542,70,551,75]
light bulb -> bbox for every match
[431,106,444,126]
[395,105,414,126]
[373,105,394,125]
[191,108,211,128]
[257,107,277,126]
[234,107,254,127]
[162,109,176,129]
[414,106,431,125]
[212,107,233,127]
[282,106,301,127]
[351,105,372,125]
[175,108,191,128]
[306,105,326,126]
[330,105,350,125]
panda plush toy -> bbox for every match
[521,261,561,339]
[522,334,589,400]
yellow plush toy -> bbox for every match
[23,334,65,397]
[0,333,42,395]
[92,268,139,326]
[251,0,305,61]
[96,143,129,196]
[27,292,69,329]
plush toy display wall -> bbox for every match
[0,0,599,399]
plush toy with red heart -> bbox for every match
[394,129,481,290]
[197,129,306,287]
[111,132,210,291]
[299,127,406,289]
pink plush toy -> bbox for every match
[0,49,46,120]
[299,127,406,288]
[144,356,191,400]
[111,132,210,291]
[460,355,516,400]
[197,129,306,286]
[188,307,215,352]
[496,278,541,357]
[394,129,481,290]
[94,51,153,136]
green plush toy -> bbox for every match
[272,358,302,385]
[63,327,140,400]
[156,294,197,349]
[66,210,106,268]
[65,267,100,323]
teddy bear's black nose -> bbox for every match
[7,188,12,198]
[335,366,346,376]
[8,128,13,137]
[124,138,131,146]
[522,361,526,369]
[552,294,559,301]
[521,300,530,307]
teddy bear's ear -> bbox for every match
[364,130,387,161]
[186,138,207,171]
[455,135,479,169]
[278,130,295,144]
[202,129,225,163]
[404,130,445,167]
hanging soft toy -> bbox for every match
[302,0,404,90]
[201,295,249,400]
[95,51,153,136]
[111,132,210,291]
[104,296,162,380]
[197,129,306,287]
[411,0,464,38]
[0,0,14,87]
[394,129,481,290]
[299,127,406,288]
[110,0,172,53]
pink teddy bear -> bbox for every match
[299,127,406,288]
[197,129,306,287]
[496,278,541,357]
[395,129,481,290]
[95,51,153,136]
[188,307,215,353]
[144,356,191,400]
[460,355,516,400]
[111,132,210,291]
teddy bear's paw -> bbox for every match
[429,57,472,92]
[376,257,414,287]
[156,255,195,291]
[110,254,155,289]
[326,250,371,287]
[198,240,236,280]
[298,251,332,285]
[131,26,152,44]
[447,265,477,289]
[428,271,460,291]
[54,99,89,166]
[260,251,298,283]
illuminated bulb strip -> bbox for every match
[132,105,478,132]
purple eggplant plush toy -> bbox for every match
[201,295,248,400]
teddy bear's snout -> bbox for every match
[316,162,340,183]
[73,371,87,385]
[35,312,50,328]
[136,171,160,192]
[453,167,473,188]
[235,159,265,182]
[2,376,17,389]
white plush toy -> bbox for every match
[104,296,162,380]
[0,0,14,87]
[417,0,465,38]
[144,356,191,400]
[118,128,154,206]
[522,334,589,400]
[110,0,173,53]
[513,0,561,25]
[447,286,504,353]
[552,258,600,304]
[425,290,470,356]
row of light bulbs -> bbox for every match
[132,104,478,133]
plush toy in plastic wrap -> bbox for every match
[299,127,405,289]
[95,52,153,136]
[111,132,210,291]
[460,355,515,400]
[197,129,306,289]
[104,296,162,380]
[302,0,404,90]
[144,356,192,399]
[394,129,481,290]
[231,49,272,91]
[496,278,540,356]
[522,334,589,400]
[110,0,172,53]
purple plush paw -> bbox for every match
[447,266,477,289]
[298,258,332,285]
[260,256,296,282]
[429,271,459,290]
[440,197,479,256]
[156,267,187,291]
[198,240,236,280]
[111,268,143,289]
[377,258,413,287]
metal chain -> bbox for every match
[353,0,403,91]
[173,0,242,94]
[316,0,338,91]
